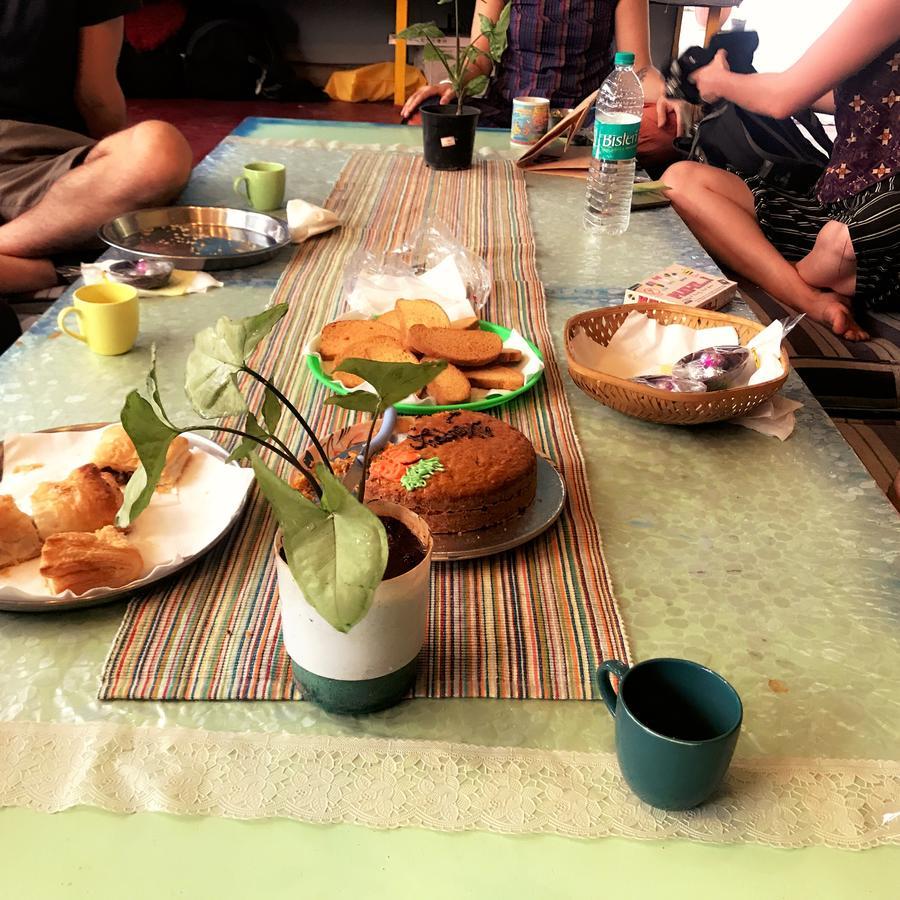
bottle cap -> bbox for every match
[614,51,635,66]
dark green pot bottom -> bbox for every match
[292,658,418,715]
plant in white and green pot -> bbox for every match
[116,303,446,714]
[400,0,510,170]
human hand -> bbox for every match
[655,96,692,135]
[401,83,457,121]
[689,49,731,103]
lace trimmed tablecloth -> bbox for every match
[0,134,898,850]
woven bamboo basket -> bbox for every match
[564,303,790,426]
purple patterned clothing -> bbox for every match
[483,0,618,109]
[817,39,900,203]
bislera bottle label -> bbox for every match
[592,118,641,161]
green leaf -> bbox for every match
[324,392,380,414]
[251,458,387,632]
[336,358,446,409]
[184,304,288,418]
[462,75,488,98]
[397,22,445,41]
[262,387,281,433]
[115,391,181,526]
[480,5,510,61]
[423,42,452,68]
[226,412,268,463]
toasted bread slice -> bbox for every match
[319,319,401,359]
[378,309,404,332]
[497,348,523,365]
[423,358,471,405]
[396,299,451,346]
[334,337,417,388]
[463,365,525,392]
[406,325,502,367]
[450,316,480,331]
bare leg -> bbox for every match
[662,162,869,341]
[0,120,192,261]
[795,220,857,296]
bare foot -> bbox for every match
[813,291,870,342]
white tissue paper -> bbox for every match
[287,198,341,243]
[346,254,477,321]
[568,310,798,437]
[81,261,222,297]
[0,427,253,603]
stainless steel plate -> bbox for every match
[98,206,290,270]
[0,425,252,613]
[431,456,566,562]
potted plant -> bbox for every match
[400,0,510,170]
[116,303,446,714]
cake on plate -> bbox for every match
[366,411,537,534]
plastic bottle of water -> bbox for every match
[584,51,644,235]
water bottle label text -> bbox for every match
[592,120,641,161]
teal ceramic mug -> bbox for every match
[596,658,742,810]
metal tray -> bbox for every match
[98,206,290,270]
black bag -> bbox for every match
[668,31,833,192]
[686,102,833,192]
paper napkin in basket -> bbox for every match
[570,311,799,438]
[287,198,341,243]
[81,261,223,297]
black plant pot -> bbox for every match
[420,103,480,170]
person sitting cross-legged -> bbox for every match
[662,0,900,342]
[0,2,193,296]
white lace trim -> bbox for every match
[2,722,898,848]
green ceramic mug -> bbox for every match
[233,161,286,211]
[596,658,742,810]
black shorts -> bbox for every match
[746,174,899,309]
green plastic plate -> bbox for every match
[306,320,544,415]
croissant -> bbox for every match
[39,526,144,595]
[92,425,191,490]
[31,463,123,540]
[0,494,42,568]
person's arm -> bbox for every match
[615,0,689,133]
[691,0,900,119]
[401,0,503,120]
[812,91,836,115]
[75,17,128,138]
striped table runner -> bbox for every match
[100,151,630,701]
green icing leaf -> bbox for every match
[262,386,282,433]
[116,391,181,526]
[400,457,444,491]
[251,458,387,633]
[335,358,446,409]
[226,412,267,463]
[184,304,288,418]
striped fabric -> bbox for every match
[747,174,900,308]
[484,0,616,108]
[99,151,630,702]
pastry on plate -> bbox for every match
[39,526,144,595]
[31,463,123,540]
[0,494,42,568]
[92,424,191,490]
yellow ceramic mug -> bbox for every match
[57,283,139,356]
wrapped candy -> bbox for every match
[672,346,755,391]
[630,374,707,393]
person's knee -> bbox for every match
[661,161,704,204]
[123,121,192,203]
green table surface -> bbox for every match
[1,118,897,897]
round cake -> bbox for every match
[366,411,537,534]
